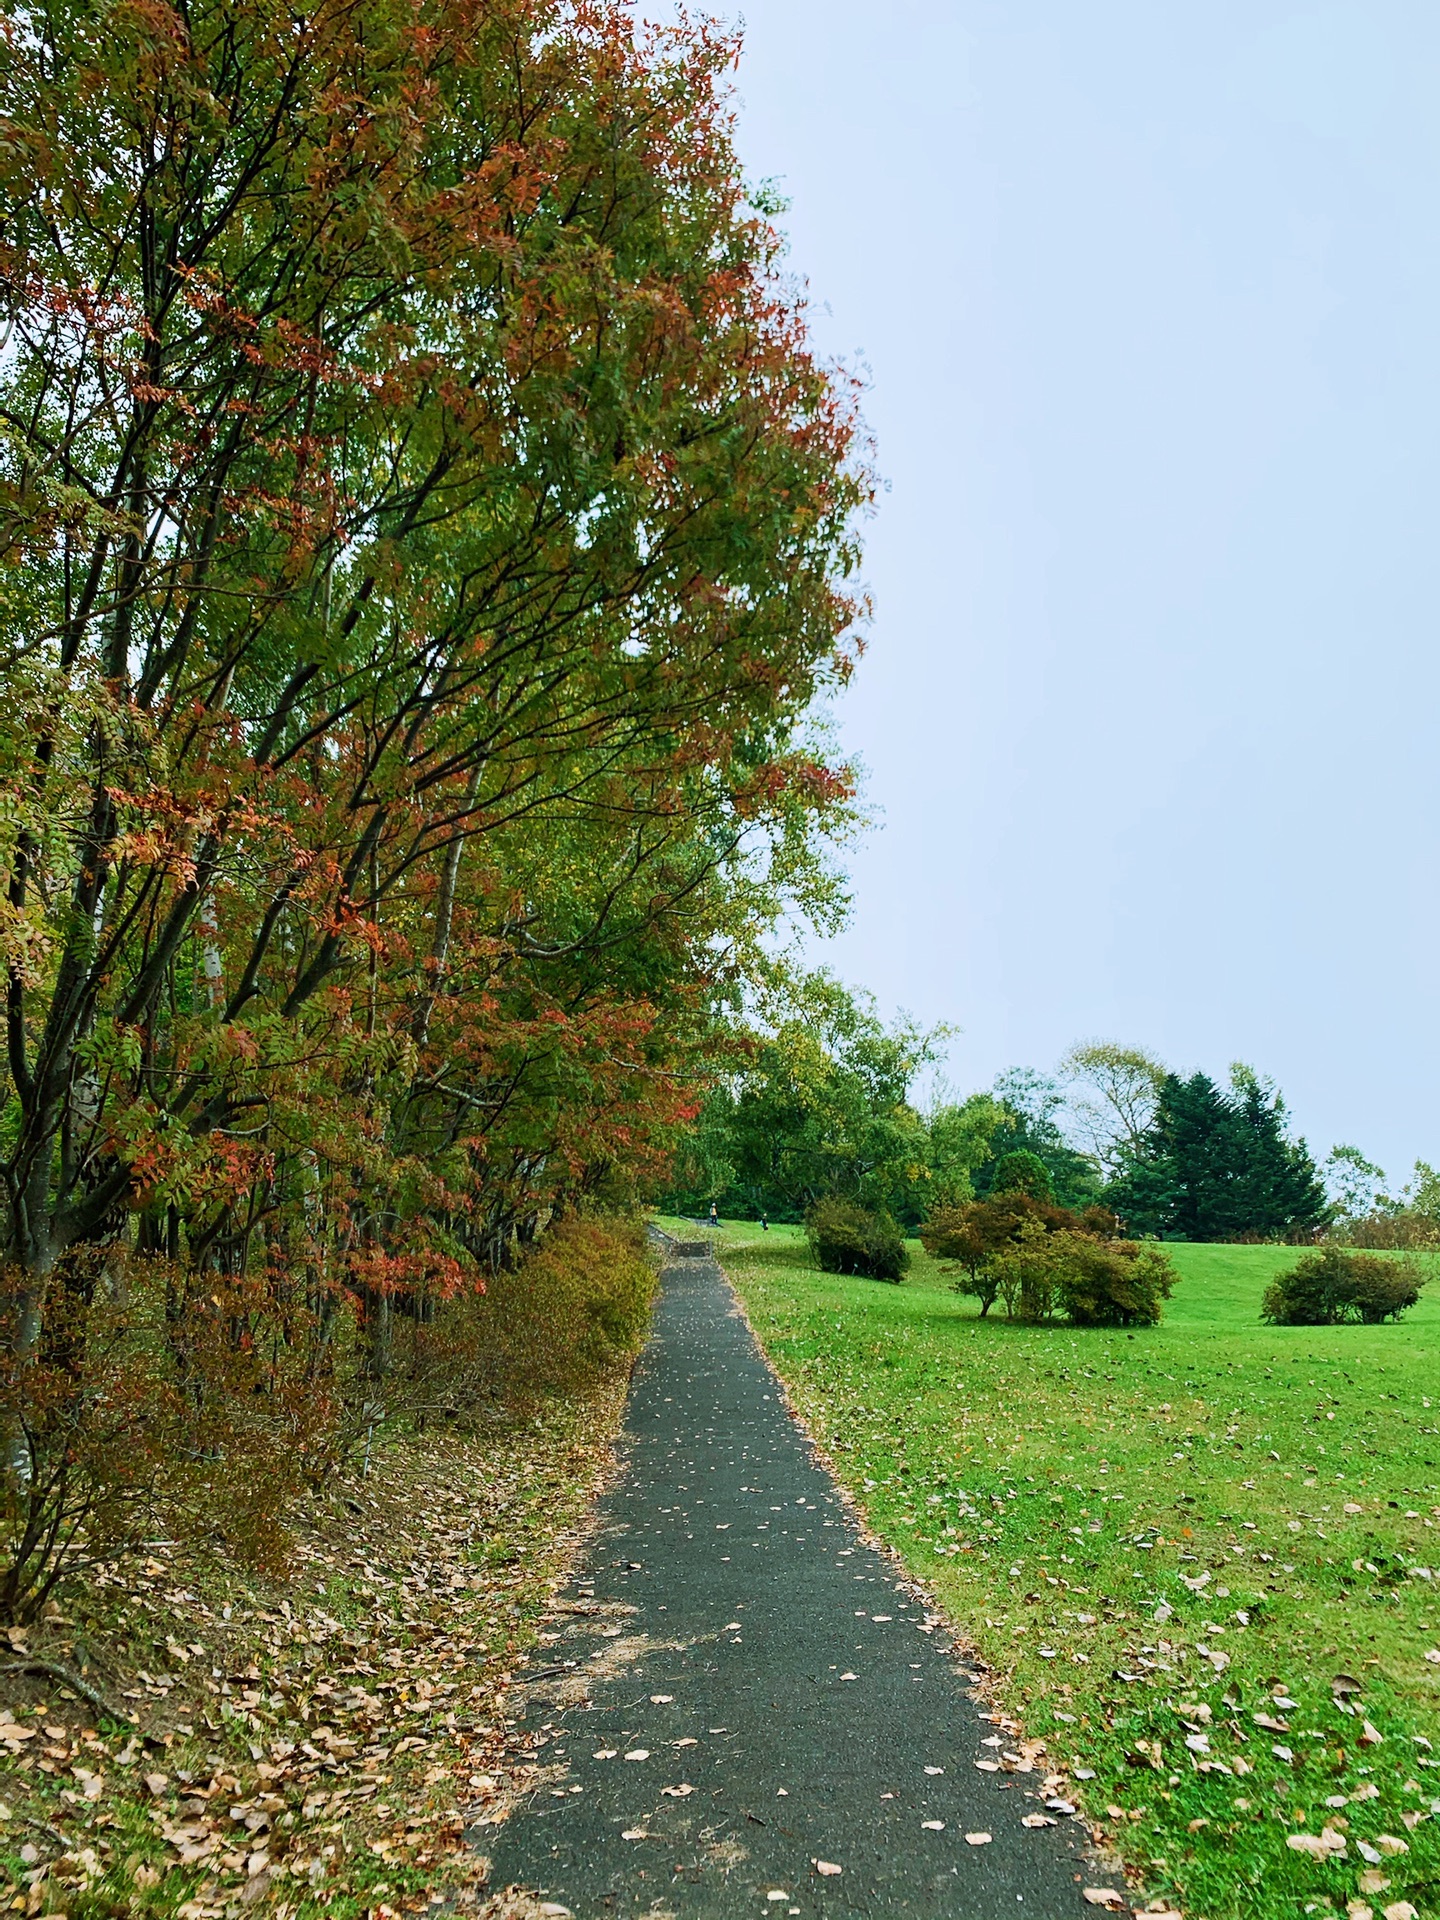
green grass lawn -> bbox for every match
[656,1216,1440,1920]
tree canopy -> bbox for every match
[0,0,869,1358]
[662,977,947,1225]
[1106,1068,1329,1242]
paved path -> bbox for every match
[482,1251,1123,1918]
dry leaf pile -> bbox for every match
[0,1377,630,1920]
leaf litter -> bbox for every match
[0,1375,632,1919]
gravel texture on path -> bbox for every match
[481,1250,1125,1918]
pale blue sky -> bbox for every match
[728,0,1440,1178]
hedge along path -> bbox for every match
[481,1249,1124,1917]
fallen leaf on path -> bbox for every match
[621,1828,648,1841]
[661,1784,694,1797]
[1082,1890,1125,1910]
[1021,1813,1055,1828]
[965,1831,992,1846]
[623,1749,649,1761]
[649,1695,673,1704]
[814,1860,842,1876]
[921,1820,944,1831]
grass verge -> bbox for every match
[680,1218,1440,1920]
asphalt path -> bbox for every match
[481,1249,1125,1918]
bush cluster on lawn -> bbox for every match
[805,1198,909,1282]
[922,1193,1176,1326]
[1261,1246,1426,1325]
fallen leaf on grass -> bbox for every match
[1287,1831,1348,1859]
[1358,1871,1390,1895]
[1373,1835,1409,1857]
[621,1828,648,1841]
[1381,1904,1418,1920]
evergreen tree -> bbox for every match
[1106,1068,1328,1241]
[1228,1069,1330,1239]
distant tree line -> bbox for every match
[664,1004,1350,1244]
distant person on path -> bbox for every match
[708,1201,719,1231]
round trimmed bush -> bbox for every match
[805,1197,908,1283]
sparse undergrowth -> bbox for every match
[1,1390,629,1920]
[0,1339,642,1919]
[700,1219,1440,1920]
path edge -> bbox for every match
[711,1248,1137,1911]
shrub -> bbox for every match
[1262,1247,1426,1326]
[984,1218,1060,1321]
[0,1217,657,1624]
[1051,1234,1177,1328]
[990,1150,1054,1202]
[1335,1210,1440,1251]
[922,1193,1175,1327]
[398,1216,659,1413]
[805,1198,908,1282]
[0,1256,336,1624]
